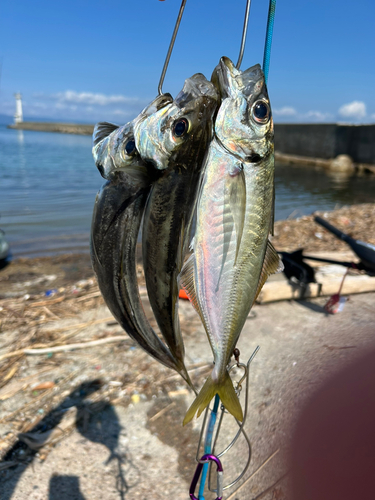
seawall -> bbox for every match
[7,121,375,166]
[274,123,375,164]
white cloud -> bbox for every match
[52,90,140,106]
[272,106,333,123]
[2,90,151,123]
[305,110,333,121]
[338,100,366,119]
[273,106,297,116]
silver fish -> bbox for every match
[90,104,194,387]
[134,74,219,371]
[181,57,283,425]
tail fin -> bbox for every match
[183,371,243,426]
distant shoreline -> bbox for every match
[8,121,94,135]
[7,121,375,166]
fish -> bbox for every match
[134,74,219,372]
[181,57,283,425]
[90,101,194,387]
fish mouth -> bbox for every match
[175,73,218,106]
[212,56,264,99]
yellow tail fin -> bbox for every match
[183,371,243,426]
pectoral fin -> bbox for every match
[228,166,246,264]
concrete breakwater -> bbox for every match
[275,152,375,175]
[274,123,375,165]
[8,122,94,135]
[8,121,375,171]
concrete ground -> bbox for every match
[1,291,375,500]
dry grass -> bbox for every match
[272,203,375,252]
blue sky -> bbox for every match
[0,0,374,124]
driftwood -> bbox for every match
[23,335,130,355]
[258,261,375,304]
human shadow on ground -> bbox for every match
[0,257,10,271]
[296,299,329,315]
[76,402,132,499]
[49,475,86,500]
[0,379,133,500]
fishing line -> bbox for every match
[262,0,276,84]
[158,0,187,95]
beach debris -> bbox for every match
[324,294,348,314]
[31,381,56,391]
[131,394,140,404]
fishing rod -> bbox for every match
[277,216,375,297]
[314,216,375,274]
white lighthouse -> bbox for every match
[14,93,23,124]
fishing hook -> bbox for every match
[158,0,188,95]
[236,0,252,69]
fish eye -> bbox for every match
[124,138,136,156]
[173,118,189,138]
[252,100,270,124]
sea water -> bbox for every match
[0,125,374,258]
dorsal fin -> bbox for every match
[93,122,119,146]
[254,240,284,303]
